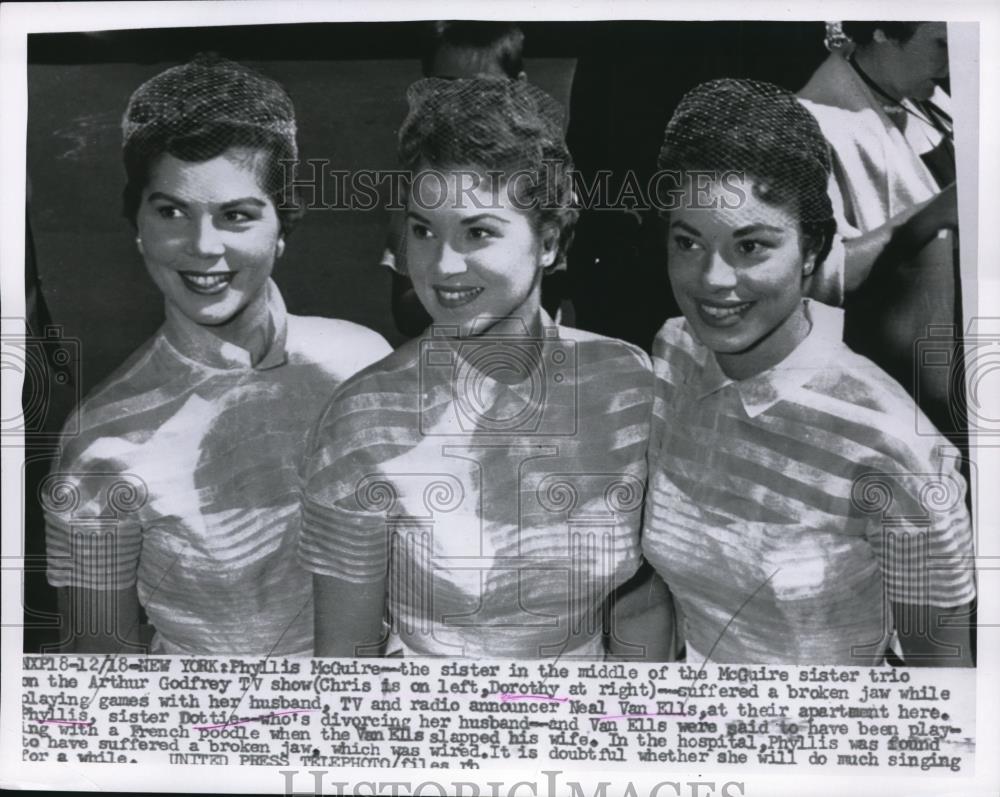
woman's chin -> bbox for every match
[690,322,756,355]
[169,297,242,327]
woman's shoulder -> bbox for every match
[651,316,703,365]
[49,333,169,490]
[307,335,420,434]
[557,324,652,374]
[63,332,168,438]
[285,314,392,379]
[807,344,957,469]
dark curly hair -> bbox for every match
[657,78,836,268]
[397,77,578,266]
[121,54,304,237]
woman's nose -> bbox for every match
[702,250,738,290]
[435,243,468,277]
[188,216,225,258]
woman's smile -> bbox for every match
[433,283,485,308]
[695,298,755,325]
[177,270,237,295]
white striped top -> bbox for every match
[642,300,975,665]
[299,313,653,658]
[44,281,390,655]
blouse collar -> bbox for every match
[161,279,288,371]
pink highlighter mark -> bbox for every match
[599,711,687,721]
[499,693,569,704]
[192,709,316,731]
[40,719,94,726]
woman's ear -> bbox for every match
[802,250,817,277]
[276,237,286,259]
[539,225,559,269]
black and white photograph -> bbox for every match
[1,2,997,795]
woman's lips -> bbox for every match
[179,271,235,295]
[695,299,753,327]
[434,285,484,309]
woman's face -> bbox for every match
[667,175,814,379]
[405,168,555,337]
[136,147,283,327]
[882,22,949,101]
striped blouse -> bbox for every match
[299,314,653,658]
[44,281,390,655]
[643,300,975,665]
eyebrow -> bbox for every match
[733,224,786,236]
[405,211,511,225]
[670,220,702,236]
[220,197,267,209]
[147,191,187,207]
[462,214,509,225]
[146,192,266,209]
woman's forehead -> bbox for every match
[672,174,798,231]
[145,148,271,201]
[408,167,527,214]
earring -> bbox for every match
[276,238,286,258]
[135,236,144,255]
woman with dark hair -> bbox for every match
[43,55,390,655]
[300,77,670,659]
[642,79,974,666]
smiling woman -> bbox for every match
[42,54,391,655]
[299,77,673,660]
[640,79,975,666]
[136,150,284,343]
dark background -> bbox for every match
[24,21,832,651]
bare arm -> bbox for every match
[314,573,387,658]
[842,183,958,294]
[64,585,145,654]
[607,564,677,662]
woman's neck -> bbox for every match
[716,301,811,381]
[199,286,273,365]
[852,46,904,104]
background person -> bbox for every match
[798,21,966,455]
[42,54,390,654]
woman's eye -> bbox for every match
[737,239,772,256]
[155,206,184,220]
[672,234,698,251]
[468,226,496,241]
[221,209,258,224]
[410,223,433,240]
